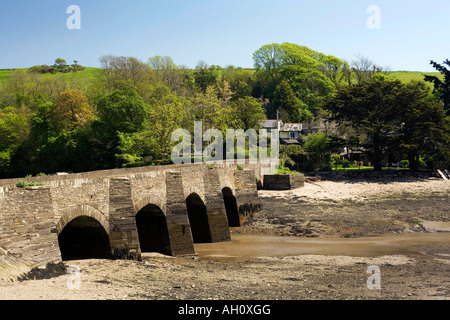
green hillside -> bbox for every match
[389,71,441,83]
[0,67,102,86]
[0,69,24,84]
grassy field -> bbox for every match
[390,71,441,83]
[0,68,26,84]
[0,67,101,86]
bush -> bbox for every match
[16,180,29,188]
[16,180,45,188]
[285,152,315,172]
[342,159,351,169]
[319,164,332,172]
[331,154,342,170]
[419,157,427,170]
[400,159,409,169]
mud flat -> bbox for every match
[243,177,450,238]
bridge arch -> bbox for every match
[183,186,206,203]
[56,205,109,235]
[135,202,172,256]
[221,181,235,195]
[134,195,166,215]
[222,187,240,227]
[56,206,112,260]
[186,193,212,243]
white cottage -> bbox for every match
[258,120,303,145]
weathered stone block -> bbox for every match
[165,171,195,256]
[109,177,141,259]
[204,167,231,242]
[234,169,261,225]
[263,174,305,190]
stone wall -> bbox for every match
[0,186,60,268]
[263,174,305,190]
[48,178,110,224]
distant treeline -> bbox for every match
[28,58,86,74]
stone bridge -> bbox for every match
[0,162,270,277]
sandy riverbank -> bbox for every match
[240,177,450,238]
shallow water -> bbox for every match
[194,232,450,260]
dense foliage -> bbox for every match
[0,45,448,177]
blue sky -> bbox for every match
[1,0,449,71]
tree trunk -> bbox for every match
[408,152,420,172]
[373,145,383,171]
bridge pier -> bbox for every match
[165,171,196,256]
[234,170,261,226]
[109,177,141,260]
[204,167,231,242]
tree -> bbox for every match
[96,82,148,135]
[425,59,450,116]
[253,43,284,81]
[147,93,188,160]
[86,82,149,169]
[148,56,187,95]
[253,43,339,116]
[99,55,153,89]
[71,60,85,72]
[319,55,351,88]
[0,110,29,174]
[194,62,220,93]
[270,80,313,123]
[115,86,190,165]
[351,54,388,85]
[190,85,222,130]
[28,129,82,174]
[270,80,297,120]
[327,120,366,162]
[303,132,331,170]
[221,66,256,101]
[325,78,405,171]
[147,86,189,159]
[49,89,94,132]
[396,82,450,171]
[54,58,67,72]
[325,76,449,171]
[280,65,335,116]
[231,96,266,130]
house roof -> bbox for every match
[280,123,302,132]
[258,119,283,128]
[280,139,301,145]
